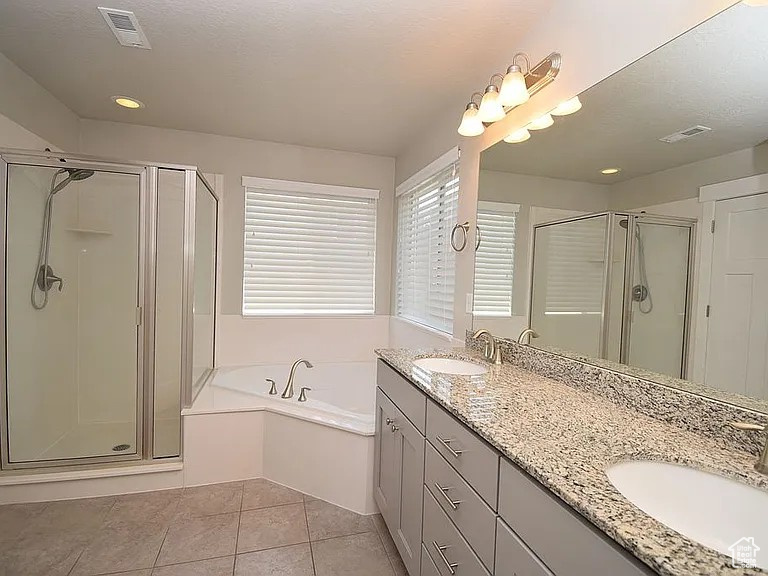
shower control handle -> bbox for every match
[36,265,63,292]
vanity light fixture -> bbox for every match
[458,93,485,137]
[112,96,144,109]
[457,52,561,136]
[528,113,554,130]
[551,96,582,116]
[503,128,531,143]
[601,168,621,175]
[499,54,531,107]
[478,81,506,123]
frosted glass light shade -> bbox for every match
[528,113,554,130]
[458,105,485,137]
[478,86,505,123]
[551,96,582,116]
[499,66,530,107]
[503,128,531,143]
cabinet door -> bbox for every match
[392,400,425,576]
[374,388,398,527]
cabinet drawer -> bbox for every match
[426,400,499,507]
[378,360,426,433]
[495,518,553,576]
[423,486,491,576]
[499,459,653,576]
[422,544,441,576]
[425,442,496,570]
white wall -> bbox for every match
[0,52,80,151]
[609,142,768,210]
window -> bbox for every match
[395,159,459,333]
[241,177,377,316]
[473,201,518,317]
[541,216,606,314]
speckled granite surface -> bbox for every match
[375,347,768,576]
[467,334,768,457]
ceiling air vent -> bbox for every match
[98,7,151,49]
[659,125,712,144]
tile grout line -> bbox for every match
[372,523,399,576]
[232,486,244,576]
[302,500,318,576]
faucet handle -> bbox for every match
[266,379,277,395]
[728,421,765,432]
[298,387,311,402]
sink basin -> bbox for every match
[607,461,768,568]
[412,357,488,376]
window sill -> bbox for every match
[240,313,379,320]
[391,316,454,342]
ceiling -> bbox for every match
[0,0,553,156]
[481,3,768,184]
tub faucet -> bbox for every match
[728,421,768,475]
[282,359,313,399]
[472,329,501,365]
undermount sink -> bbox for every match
[607,461,768,568]
[412,357,488,376]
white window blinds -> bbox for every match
[542,216,607,314]
[395,161,459,333]
[242,177,378,316]
[473,202,518,317]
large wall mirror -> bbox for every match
[472,2,768,411]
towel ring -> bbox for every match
[451,222,470,252]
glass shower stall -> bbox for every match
[529,211,696,379]
[0,149,218,470]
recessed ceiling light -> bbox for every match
[601,168,621,175]
[112,96,144,109]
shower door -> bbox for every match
[2,162,145,467]
[622,217,694,378]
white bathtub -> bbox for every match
[183,360,378,513]
[208,361,376,435]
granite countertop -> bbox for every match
[375,347,768,576]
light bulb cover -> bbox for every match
[478,85,505,123]
[458,103,485,137]
[503,128,531,143]
[551,96,582,116]
[112,96,144,109]
[528,113,554,130]
[499,65,530,107]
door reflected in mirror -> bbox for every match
[472,2,768,409]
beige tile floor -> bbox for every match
[0,479,407,576]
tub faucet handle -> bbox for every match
[266,379,277,395]
[298,387,311,402]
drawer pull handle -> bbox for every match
[385,418,394,425]
[434,482,462,510]
[391,424,400,432]
[436,436,463,458]
[432,541,458,575]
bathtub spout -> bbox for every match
[281,359,314,399]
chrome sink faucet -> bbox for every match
[472,329,501,365]
[729,421,768,475]
[282,359,313,399]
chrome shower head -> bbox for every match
[50,168,95,195]
[66,168,95,181]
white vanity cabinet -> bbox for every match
[375,360,655,576]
